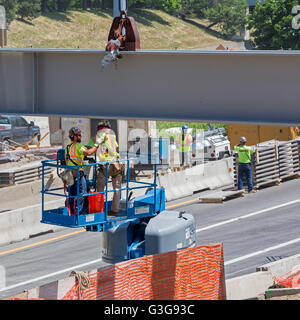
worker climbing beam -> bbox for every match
[0,49,300,125]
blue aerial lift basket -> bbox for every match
[40,150,165,233]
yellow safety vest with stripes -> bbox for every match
[65,142,86,166]
[95,129,119,162]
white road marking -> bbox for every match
[225,237,300,265]
[2,199,300,294]
[0,258,102,293]
[196,198,300,233]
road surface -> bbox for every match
[1,177,300,299]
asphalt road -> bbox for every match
[1,177,300,299]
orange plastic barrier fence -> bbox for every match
[273,265,300,288]
[63,243,226,300]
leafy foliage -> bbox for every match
[248,0,300,49]
[17,0,41,19]
[203,0,248,36]
[0,0,18,24]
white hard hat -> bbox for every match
[240,136,247,143]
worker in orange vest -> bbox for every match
[65,127,99,215]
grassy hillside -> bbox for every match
[6,9,243,50]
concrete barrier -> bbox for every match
[158,172,187,201]
[256,253,300,277]
[226,254,300,300]
[226,271,273,300]
[203,158,234,190]
[0,173,62,212]
[158,158,234,202]
[185,165,209,192]
[38,275,76,300]
[0,199,66,246]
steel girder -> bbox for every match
[0,49,300,125]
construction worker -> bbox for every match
[92,120,122,216]
[65,127,99,215]
[179,125,193,166]
[234,136,256,193]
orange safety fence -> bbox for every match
[272,265,300,288]
[62,243,226,300]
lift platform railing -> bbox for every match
[41,153,165,232]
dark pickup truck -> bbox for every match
[0,115,41,151]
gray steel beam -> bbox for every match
[0,49,300,125]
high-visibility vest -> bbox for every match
[65,143,85,166]
[96,129,119,162]
[234,145,254,164]
[179,134,193,152]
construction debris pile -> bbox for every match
[0,136,60,187]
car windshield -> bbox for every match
[0,118,9,124]
[211,137,226,143]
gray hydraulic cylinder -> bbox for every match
[145,210,196,255]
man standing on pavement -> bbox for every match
[65,127,99,215]
[234,136,256,193]
[92,120,122,216]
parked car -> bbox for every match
[0,115,41,151]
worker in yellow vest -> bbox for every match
[234,136,257,193]
[65,127,99,215]
[179,125,193,167]
[90,120,122,216]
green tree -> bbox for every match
[0,0,18,25]
[129,0,181,13]
[41,0,47,13]
[157,0,181,13]
[204,0,248,36]
[57,0,71,11]
[179,0,211,18]
[248,0,300,49]
[17,0,41,19]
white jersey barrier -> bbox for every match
[0,199,65,246]
[158,158,234,202]
[158,170,194,201]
